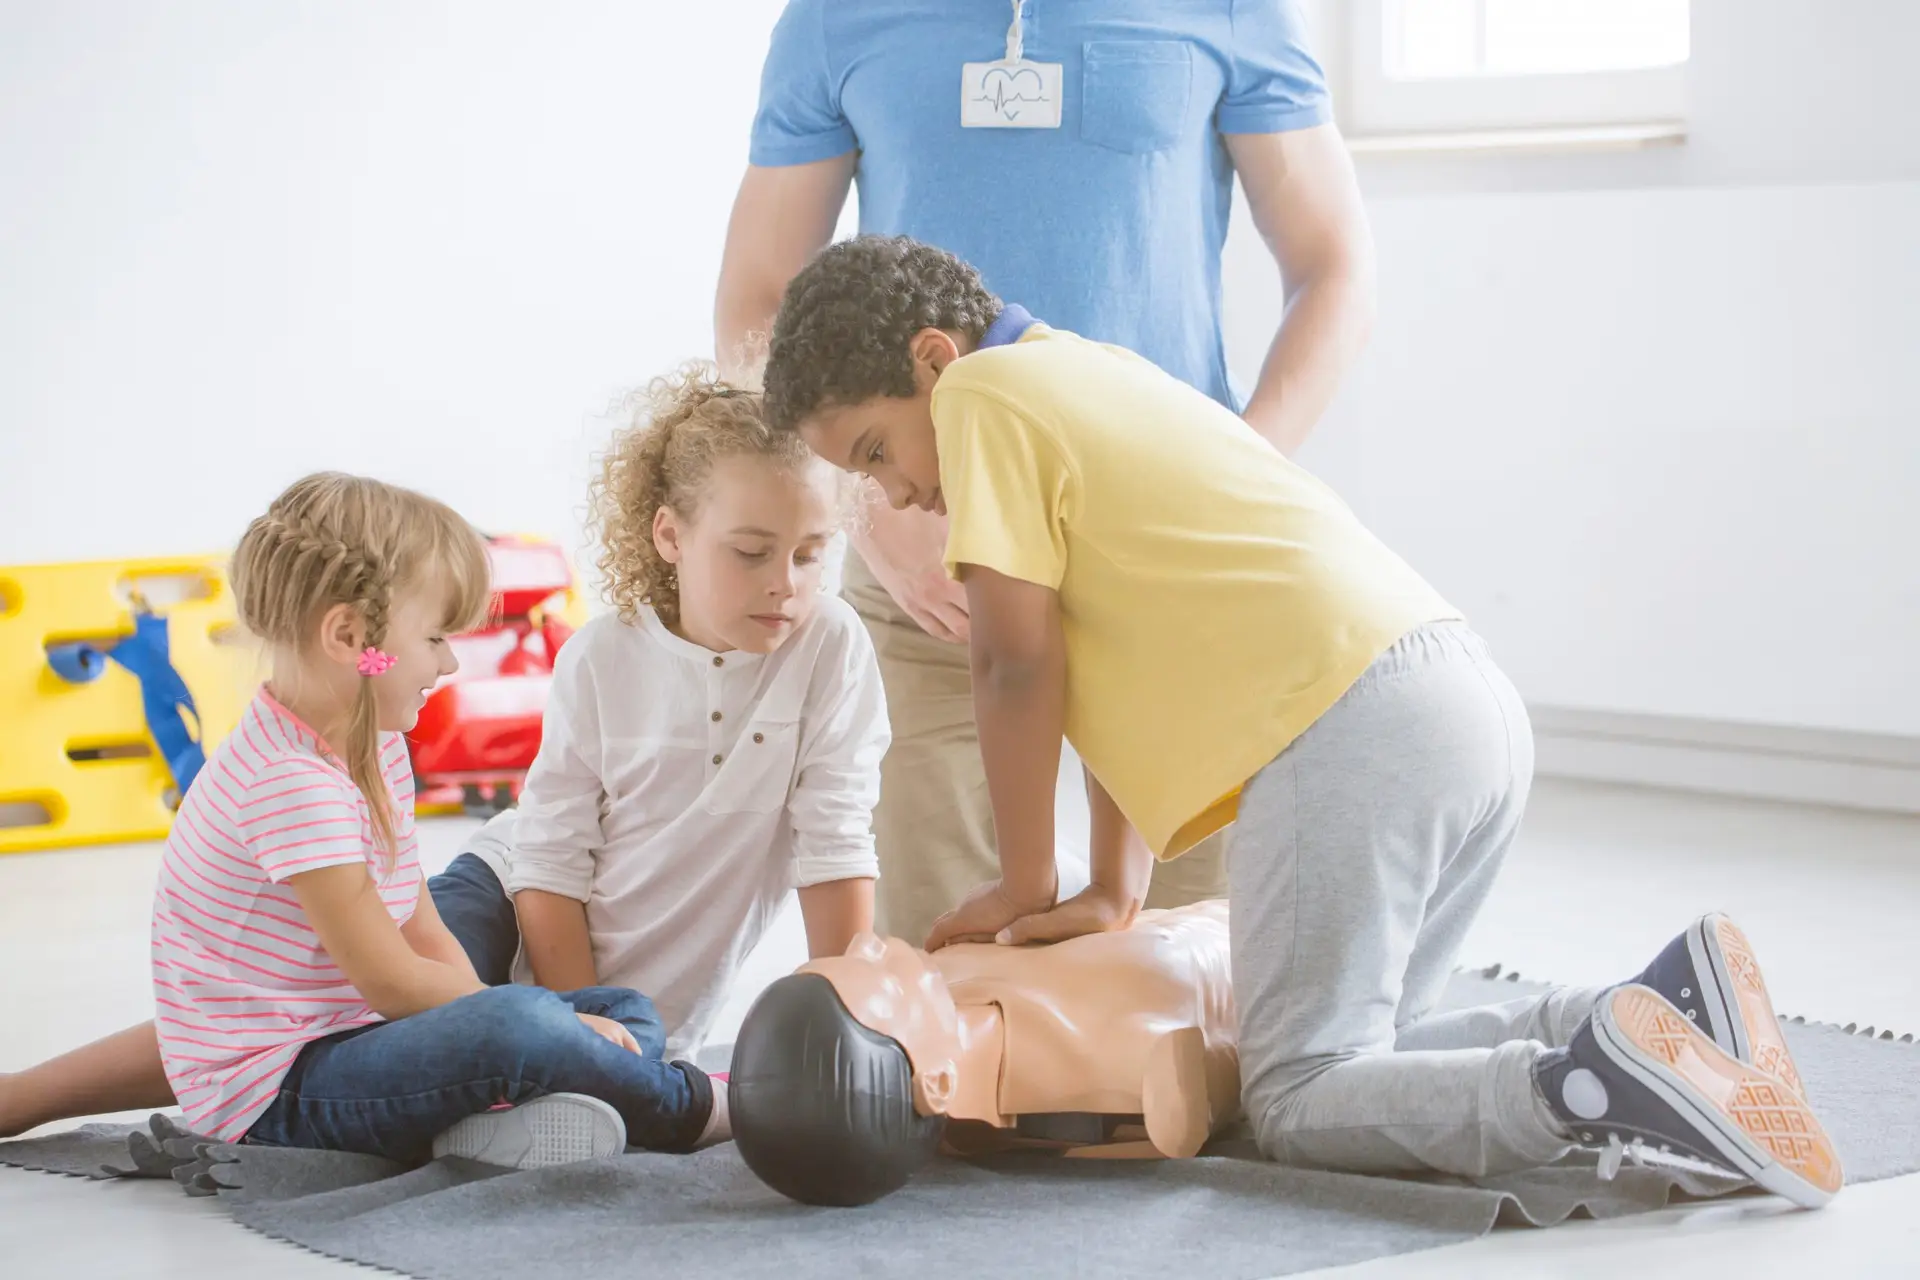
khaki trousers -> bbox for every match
[842,553,1228,945]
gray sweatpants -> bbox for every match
[1229,622,1602,1178]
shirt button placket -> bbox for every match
[709,654,727,775]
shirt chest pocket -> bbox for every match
[1080,41,1194,156]
[704,717,801,815]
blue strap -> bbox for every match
[46,642,110,684]
[101,609,207,800]
[979,303,1039,349]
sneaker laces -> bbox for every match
[1595,1132,1739,1183]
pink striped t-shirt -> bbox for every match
[151,690,422,1141]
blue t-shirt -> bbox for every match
[749,0,1330,409]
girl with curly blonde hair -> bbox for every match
[446,364,889,1087]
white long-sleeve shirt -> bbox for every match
[467,595,888,1058]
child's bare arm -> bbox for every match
[962,564,1066,903]
[399,879,480,982]
[798,877,876,959]
[1084,770,1154,910]
[290,865,484,1020]
[925,565,1066,950]
[514,890,600,992]
[506,633,609,994]
[998,770,1153,946]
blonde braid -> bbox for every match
[231,474,487,875]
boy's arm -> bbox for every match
[999,769,1152,945]
[398,879,481,982]
[924,565,1065,950]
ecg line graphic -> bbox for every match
[974,68,1050,121]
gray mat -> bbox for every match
[6,971,1918,1280]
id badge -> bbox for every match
[961,58,1063,129]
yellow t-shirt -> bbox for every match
[937,326,1460,859]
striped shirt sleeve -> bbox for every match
[239,763,371,882]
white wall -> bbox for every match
[1225,0,1920,740]
[0,0,795,571]
[7,1,1914,747]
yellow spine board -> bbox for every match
[0,558,258,854]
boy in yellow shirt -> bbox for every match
[761,236,1840,1208]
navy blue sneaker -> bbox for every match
[1631,913,1804,1099]
[1535,984,1842,1210]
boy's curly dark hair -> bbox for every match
[762,236,1002,433]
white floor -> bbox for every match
[3,778,1917,1277]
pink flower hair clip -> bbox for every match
[357,647,397,677]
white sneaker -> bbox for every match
[432,1093,626,1169]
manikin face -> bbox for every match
[802,933,963,1116]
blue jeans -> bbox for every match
[245,854,708,1163]
[427,851,529,988]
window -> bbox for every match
[1345,0,1688,138]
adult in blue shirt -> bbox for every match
[714,0,1376,946]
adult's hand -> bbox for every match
[854,500,970,644]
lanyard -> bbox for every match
[962,0,1061,130]
[1004,0,1029,61]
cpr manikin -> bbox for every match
[730,902,1238,1206]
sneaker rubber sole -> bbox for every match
[1600,985,1841,1209]
[1697,914,1805,1098]
[431,1093,626,1169]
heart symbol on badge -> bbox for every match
[976,66,1047,121]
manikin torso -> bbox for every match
[798,900,1239,1158]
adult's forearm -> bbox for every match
[713,277,784,384]
[1239,265,1377,456]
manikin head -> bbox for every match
[729,933,963,1206]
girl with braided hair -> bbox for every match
[1,472,740,1167]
